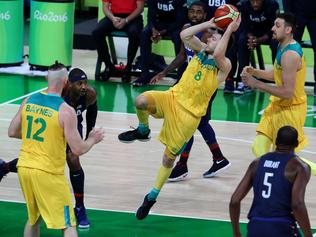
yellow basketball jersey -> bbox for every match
[17,92,66,174]
[171,51,219,117]
[270,41,307,106]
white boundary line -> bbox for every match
[1,198,316,229]
[0,198,242,224]
[0,87,47,107]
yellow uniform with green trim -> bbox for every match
[17,92,76,229]
[144,50,219,155]
[257,41,307,151]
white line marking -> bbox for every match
[1,199,316,229]
[0,87,47,106]
[0,198,245,224]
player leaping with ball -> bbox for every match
[118,11,241,219]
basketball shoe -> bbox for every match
[203,157,231,178]
[118,127,151,143]
[136,194,156,220]
[74,206,90,228]
[168,162,188,182]
[0,159,7,182]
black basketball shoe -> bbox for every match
[118,127,151,143]
[136,194,156,220]
[168,162,188,182]
[0,159,7,182]
[203,157,231,178]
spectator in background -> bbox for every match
[233,0,279,94]
[150,1,208,83]
[132,0,187,87]
[200,0,240,19]
[283,0,316,96]
[92,0,144,82]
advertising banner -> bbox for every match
[0,0,24,66]
[29,0,74,68]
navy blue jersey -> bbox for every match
[65,95,86,152]
[147,0,187,33]
[239,0,279,38]
[248,152,295,222]
[64,95,87,127]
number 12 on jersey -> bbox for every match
[26,115,47,142]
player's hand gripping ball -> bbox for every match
[214,4,239,29]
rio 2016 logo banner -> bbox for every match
[0,11,11,21]
[33,10,68,22]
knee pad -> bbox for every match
[252,134,272,158]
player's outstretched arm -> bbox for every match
[60,103,104,156]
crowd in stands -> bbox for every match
[92,0,315,96]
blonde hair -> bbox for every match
[47,62,68,85]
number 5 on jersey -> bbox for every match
[262,172,274,199]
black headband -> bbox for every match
[68,68,87,83]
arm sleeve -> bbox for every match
[85,101,98,140]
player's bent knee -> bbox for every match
[135,95,148,110]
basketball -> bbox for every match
[214,4,239,29]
